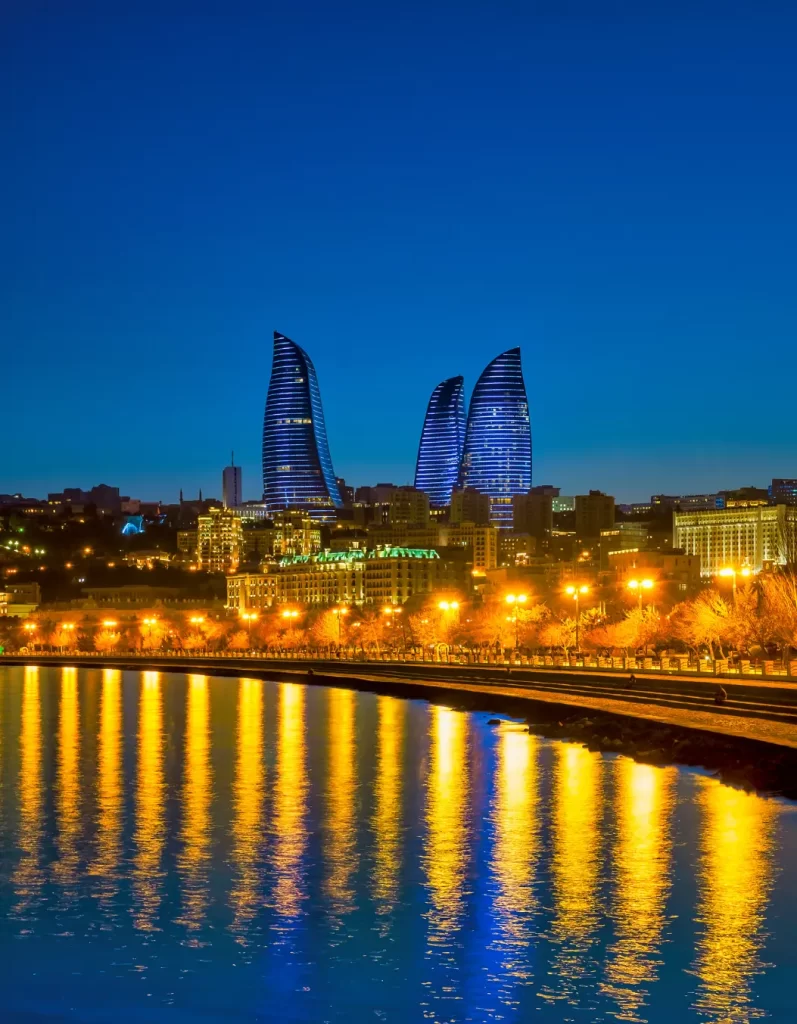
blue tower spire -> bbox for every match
[414,375,467,507]
[262,331,342,520]
[459,348,532,525]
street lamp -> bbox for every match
[281,609,299,620]
[505,593,528,648]
[565,585,589,652]
[332,605,349,643]
[718,566,751,604]
[23,621,37,649]
[383,605,407,645]
[60,622,76,652]
[241,611,258,646]
[143,616,158,649]
[627,577,654,610]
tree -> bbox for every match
[760,572,797,656]
[94,629,120,653]
[311,610,345,647]
[670,591,732,660]
[227,629,251,651]
[538,618,577,655]
[355,613,388,653]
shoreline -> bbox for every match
[4,653,797,799]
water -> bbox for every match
[0,666,795,1023]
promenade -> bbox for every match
[5,650,797,751]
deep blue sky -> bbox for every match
[3,1,796,503]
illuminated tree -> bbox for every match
[311,610,345,647]
[139,616,168,651]
[93,629,120,653]
[355,613,388,653]
[537,617,577,655]
[181,631,206,652]
[227,629,251,651]
[280,626,306,651]
[670,591,732,660]
[760,572,797,655]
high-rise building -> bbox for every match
[388,486,430,526]
[513,490,554,542]
[414,375,467,507]
[222,454,242,509]
[771,479,797,506]
[459,348,532,526]
[450,487,491,525]
[575,491,615,537]
[262,331,342,521]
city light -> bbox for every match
[627,577,655,609]
[281,610,299,620]
[565,585,590,652]
[505,593,528,648]
[438,600,460,611]
[102,619,118,629]
[190,615,206,625]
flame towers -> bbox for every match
[414,376,467,507]
[262,331,342,520]
[459,348,532,525]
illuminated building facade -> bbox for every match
[197,508,243,573]
[262,331,342,521]
[414,376,467,508]
[459,349,532,526]
[674,505,797,576]
[226,546,466,609]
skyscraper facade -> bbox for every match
[262,331,342,520]
[222,454,242,509]
[459,348,532,526]
[414,375,467,508]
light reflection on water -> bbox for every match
[0,665,794,1023]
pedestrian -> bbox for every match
[627,673,636,689]
[714,685,727,706]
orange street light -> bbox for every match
[332,605,349,642]
[627,577,654,609]
[505,593,528,648]
[565,584,590,651]
[281,609,299,620]
[718,566,751,602]
[102,619,118,629]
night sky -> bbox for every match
[3,1,796,503]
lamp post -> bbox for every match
[332,605,349,643]
[23,621,37,650]
[565,585,589,652]
[718,566,751,604]
[143,616,158,650]
[627,577,654,610]
[504,593,527,649]
[61,622,76,652]
[383,605,406,646]
[238,610,258,643]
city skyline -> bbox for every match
[3,5,796,503]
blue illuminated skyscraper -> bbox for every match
[414,376,467,507]
[262,331,342,520]
[459,348,532,525]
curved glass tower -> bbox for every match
[262,331,342,520]
[459,348,532,525]
[414,375,467,507]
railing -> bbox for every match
[8,647,797,680]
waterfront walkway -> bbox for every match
[5,652,797,750]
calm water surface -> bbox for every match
[0,665,795,1023]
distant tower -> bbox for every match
[460,348,532,526]
[262,330,342,520]
[414,375,467,508]
[223,452,243,509]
